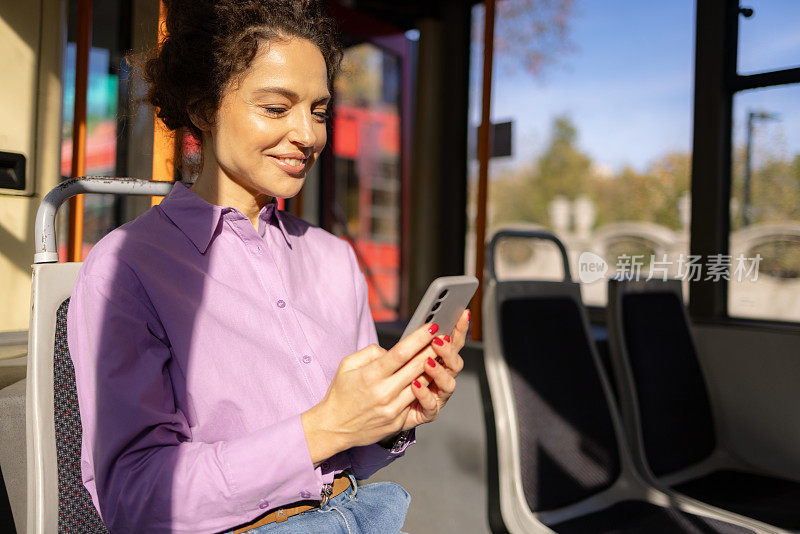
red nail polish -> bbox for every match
[432,337,444,346]
[444,335,451,343]
[427,357,436,367]
[413,379,421,388]
[428,323,439,335]
[467,310,471,320]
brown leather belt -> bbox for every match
[232,473,351,533]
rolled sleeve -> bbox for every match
[68,271,322,533]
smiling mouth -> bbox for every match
[272,156,306,166]
[267,155,309,174]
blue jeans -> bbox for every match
[234,473,410,534]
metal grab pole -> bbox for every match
[36,178,175,264]
[471,0,496,341]
[743,111,754,227]
[742,109,778,227]
[67,0,92,262]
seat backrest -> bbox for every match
[498,282,622,511]
[28,178,174,533]
[482,230,626,532]
[27,262,108,533]
[606,279,716,478]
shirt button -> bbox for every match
[302,354,312,364]
[300,490,312,499]
[258,499,270,510]
[276,299,286,308]
[256,244,262,253]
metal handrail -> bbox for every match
[485,228,572,282]
[34,177,176,264]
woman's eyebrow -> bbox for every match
[252,86,331,105]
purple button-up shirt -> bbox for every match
[67,181,412,533]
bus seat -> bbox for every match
[26,178,173,534]
[27,262,106,533]
[481,229,773,533]
[606,278,800,531]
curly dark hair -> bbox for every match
[144,0,342,141]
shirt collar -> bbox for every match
[159,181,290,254]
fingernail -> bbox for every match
[413,379,422,388]
[427,357,436,367]
[428,323,439,335]
[467,310,471,321]
[432,337,444,346]
[444,335,451,343]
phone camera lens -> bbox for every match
[431,301,441,311]
[438,289,448,299]
[425,314,434,323]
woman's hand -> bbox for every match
[400,309,470,430]
[301,321,444,465]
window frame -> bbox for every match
[688,0,800,329]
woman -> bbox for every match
[66,0,468,533]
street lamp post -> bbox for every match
[743,110,779,227]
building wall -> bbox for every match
[0,0,65,333]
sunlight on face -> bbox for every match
[208,37,330,200]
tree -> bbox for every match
[730,130,800,229]
[491,114,591,225]
[589,155,689,230]
[474,0,577,78]
[536,116,592,198]
[491,117,693,231]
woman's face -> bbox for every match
[205,37,330,200]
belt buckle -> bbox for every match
[320,483,334,507]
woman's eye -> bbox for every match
[313,111,330,122]
[261,106,287,116]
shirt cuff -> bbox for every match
[221,414,323,515]
[348,429,416,480]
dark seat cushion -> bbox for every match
[550,500,755,533]
[500,294,620,512]
[673,469,800,529]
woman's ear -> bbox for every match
[188,105,213,133]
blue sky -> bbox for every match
[470,0,800,173]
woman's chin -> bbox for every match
[240,173,304,200]
[271,181,305,200]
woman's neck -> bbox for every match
[189,150,272,230]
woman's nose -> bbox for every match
[288,111,317,147]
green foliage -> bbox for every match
[487,116,800,284]
[730,145,800,230]
[591,153,690,229]
[492,115,591,225]
[491,115,799,234]
[491,115,691,230]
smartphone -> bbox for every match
[400,275,479,340]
